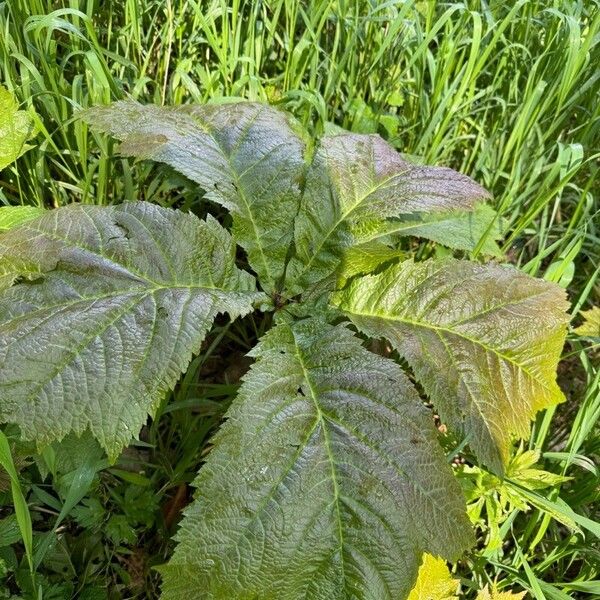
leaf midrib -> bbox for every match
[296,147,411,281]
[202,108,274,286]
[433,327,506,468]
[293,338,347,587]
[345,308,557,396]
[25,220,225,291]
[0,282,229,330]
[355,210,480,244]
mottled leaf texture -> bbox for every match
[0,202,262,458]
[0,86,34,170]
[82,101,307,290]
[287,134,490,290]
[160,318,473,600]
[333,258,570,474]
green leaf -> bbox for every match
[354,204,503,256]
[573,306,600,337]
[0,514,22,548]
[0,431,33,573]
[160,318,472,600]
[287,134,490,290]
[507,481,599,538]
[337,241,406,286]
[0,86,34,170]
[407,554,458,600]
[0,202,263,459]
[505,449,571,490]
[333,258,570,474]
[0,206,45,232]
[82,101,308,290]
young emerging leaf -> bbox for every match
[338,242,406,286]
[407,554,458,600]
[353,203,503,256]
[286,134,491,290]
[81,101,308,291]
[333,258,570,474]
[0,86,34,170]
[0,202,263,458]
[160,318,473,599]
[476,585,526,600]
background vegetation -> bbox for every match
[0,0,598,598]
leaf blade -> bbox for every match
[407,554,459,600]
[333,258,570,474]
[0,206,45,232]
[0,431,34,573]
[82,101,308,289]
[476,584,526,600]
[0,86,34,170]
[354,204,503,256]
[160,318,472,600]
[288,134,490,290]
[574,306,600,337]
[0,202,263,458]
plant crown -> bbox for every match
[0,101,569,599]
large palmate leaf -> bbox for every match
[333,258,570,474]
[160,318,472,600]
[82,101,308,290]
[0,202,262,458]
[0,86,34,170]
[287,134,490,290]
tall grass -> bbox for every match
[0,1,598,597]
